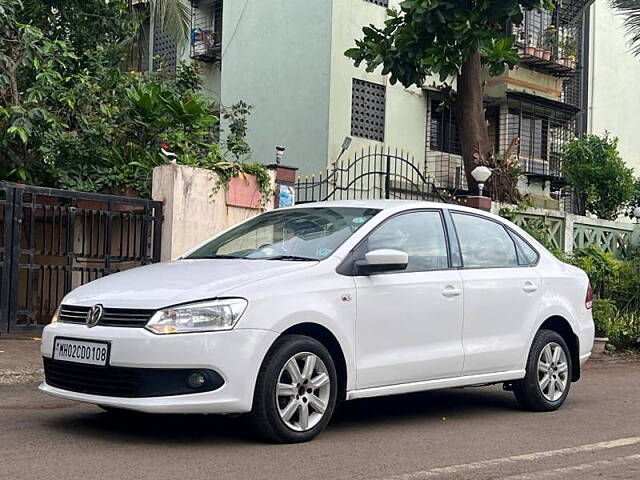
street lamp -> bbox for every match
[633,206,640,223]
[275,145,286,165]
[471,166,492,197]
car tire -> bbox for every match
[250,335,338,443]
[513,329,572,412]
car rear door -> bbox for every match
[449,211,542,376]
[350,210,465,389]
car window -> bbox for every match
[511,232,539,266]
[452,213,518,268]
[365,211,449,272]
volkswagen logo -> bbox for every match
[86,304,104,328]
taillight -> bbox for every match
[585,283,593,310]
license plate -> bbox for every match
[53,338,109,366]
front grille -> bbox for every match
[59,305,154,328]
[43,358,224,398]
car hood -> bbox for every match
[62,259,317,309]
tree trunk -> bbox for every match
[454,52,492,195]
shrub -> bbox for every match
[565,246,619,295]
[592,298,618,338]
[0,0,270,198]
[562,134,636,220]
[608,312,640,350]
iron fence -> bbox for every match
[295,147,450,204]
[0,182,162,333]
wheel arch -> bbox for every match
[538,315,581,382]
[274,323,349,402]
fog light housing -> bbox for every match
[187,372,207,389]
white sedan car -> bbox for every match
[40,201,594,443]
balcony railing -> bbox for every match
[512,8,580,78]
[190,0,222,63]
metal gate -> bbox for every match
[0,182,162,334]
[295,147,450,204]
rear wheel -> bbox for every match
[513,329,572,411]
[250,335,337,443]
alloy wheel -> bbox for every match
[537,342,569,402]
[275,352,331,432]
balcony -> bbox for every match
[190,0,222,63]
[512,2,586,79]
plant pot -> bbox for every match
[558,57,569,67]
[524,46,536,56]
[226,174,263,209]
[535,47,545,58]
[592,337,609,357]
[571,60,577,69]
[542,49,552,61]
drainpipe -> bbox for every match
[587,3,596,134]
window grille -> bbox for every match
[363,0,388,6]
[499,93,578,181]
[153,23,177,72]
[190,0,223,63]
[429,100,462,156]
[351,79,386,142]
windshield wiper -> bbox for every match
[262,255,318,262]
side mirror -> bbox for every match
[355,249,409,275]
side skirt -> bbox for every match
[345,370,526,401]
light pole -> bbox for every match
[275,145,286,165]
[471,166,493,197]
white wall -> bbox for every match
[219,0,333,176]
[588,0,640,172]
[327,0,434,174]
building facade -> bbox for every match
[147,0,637,209]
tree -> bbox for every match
[609,0,640,55]
[345,0,553,199]
[141,0,191,45]
[561,133,636,220]
[0,0,267,197]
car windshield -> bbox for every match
[186,207,381,261]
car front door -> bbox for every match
[351,210,464,389]
[450,212,542,376]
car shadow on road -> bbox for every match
[41,385,519,445]
[332,385,519,428]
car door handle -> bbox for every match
[441,286,462,298]
[523,282,538,293]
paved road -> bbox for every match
[1,359,639,480]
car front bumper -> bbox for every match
[40,323,278,414]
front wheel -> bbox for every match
[250,335,338,443]
[513,329,572,411]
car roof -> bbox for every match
[284,199,492,216]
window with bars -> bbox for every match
[507,110,549,163]
[351,79,386,142]
[363,0,389,6]
[190,0,223,62]
[499,94,578,179]
[429,100,462,155]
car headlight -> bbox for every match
[50,306,60,324]
[145,299,248,335]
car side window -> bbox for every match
[510,232,540,266]
[365,211,449,272]
[452,213,518,268]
